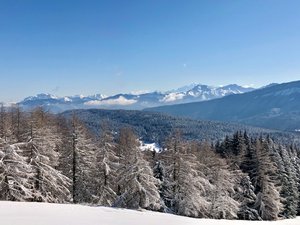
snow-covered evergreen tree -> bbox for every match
[276,145,299,218]
[235,174,260,220]
[253,139,282,220]
[288,145,300,216]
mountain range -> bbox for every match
[146,80,300,132]
[17,80,300,133]
[18,84,255,112]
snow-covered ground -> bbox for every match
[0,201,299,225]
[139,141,161,152]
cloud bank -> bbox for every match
[84,96,137,106]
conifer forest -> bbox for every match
[1,105,299,221]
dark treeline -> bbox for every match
[0,105,299,221]
[61,109,300,146]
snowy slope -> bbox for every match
[0,201,299,225]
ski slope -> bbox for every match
[0,201,299,225]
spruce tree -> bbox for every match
[253,139,282,220]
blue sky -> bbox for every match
[1,0,300,102]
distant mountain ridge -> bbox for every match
[18,84,255,112]
[146,80,300,132]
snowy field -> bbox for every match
[0,201,299,225]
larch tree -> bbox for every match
[0,143,34,201]
[70,114,97,203]
[198,144,239,219]
[161,135,212,218]
[94,122,118,206]
[26,108,71,203]
[114,127,162,210]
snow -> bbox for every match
[0,201,299,225]
[242,84,255,88]
[166,83,198,93]
[139,141,161,152]
[23,93,58,102]
[16,84,255,112]
[63,97,72,102]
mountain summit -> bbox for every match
[18,84,255,112]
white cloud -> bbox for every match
[84,96,137,106]
[160,93,185,103]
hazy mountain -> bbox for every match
[146,80,300,132]
[19,93,107,112]
[18,84,255,112]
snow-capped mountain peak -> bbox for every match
[17,84,256,112]
[167,83,199,93]
[23,93,58,102]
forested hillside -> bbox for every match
[146,81,300,131]
[0,105,300,220]
[61,109,300,146]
